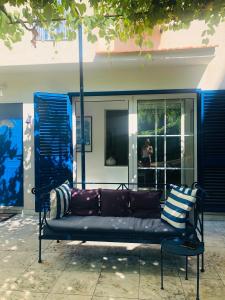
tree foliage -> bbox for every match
[0,0,224,47]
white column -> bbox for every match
[129,96,138,190]
[23,102,35,214]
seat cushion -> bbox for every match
[100,189,130,217]
[70,189,100,216]
[44,216,185,241]
[130,190,162,218]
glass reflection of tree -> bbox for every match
[138,105,180,135]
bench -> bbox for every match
[34,182,205,271]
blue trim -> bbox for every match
[68,88,200,98]
[34,94,41,212]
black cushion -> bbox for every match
[45,216,184,239]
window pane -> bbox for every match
[166,103,181,135]
[156,103,164,135]
[183,136,194,168]
[138,102,155,135]
[156,137,164,167]
[166,170,181,186]
[138,137,155,167]
[157,169,165,185]
[166,137,181,167]
[184,98,194,135]
[105,110,128,166]
[138,169,155,188]
[137,98,195,191]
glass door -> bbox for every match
[137,98,195,198]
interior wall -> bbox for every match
[75,97,129,189]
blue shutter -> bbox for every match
[0,104,23,207]
[199,90,225,212]
[34,92,72,212]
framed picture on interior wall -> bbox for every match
[76,116,92,152]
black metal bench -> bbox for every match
[32,182,205,272]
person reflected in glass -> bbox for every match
[141,138,153,167]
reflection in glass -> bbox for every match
[167,170,181,186]
[156,137,164,167]
[184,98,194,135]
[166,103,181,135]
[138,101,165,136]
[166,137,181,167]
[183,136,194,168]
[137,98,195,193]
[138,169,155,188]
[138,137,155,167]
[138,102,155,135]
[156,104,164,135]
[157,170,164,185]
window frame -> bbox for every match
[129,93,198,192]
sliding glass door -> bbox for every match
[137,98,195,197]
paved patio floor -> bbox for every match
[0,215,225,300]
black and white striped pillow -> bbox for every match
[50,181,71,219]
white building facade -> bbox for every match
[0,21,225,213]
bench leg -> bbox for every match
[185,256,188,280]
[196,254,200,300]
[38,236,42,263]
[161,246,164,290]
[201,253,205,272]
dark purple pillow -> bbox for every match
[130,190,162,218]
[100,189,130,217]
[70,189,100,216]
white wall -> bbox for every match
[0,45,224,212]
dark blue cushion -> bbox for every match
[45,216,186,240]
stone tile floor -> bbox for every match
[0,215,225,300]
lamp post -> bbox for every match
[78,23,86,189]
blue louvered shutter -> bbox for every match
[34,92,73,212]
[199,90,225,212]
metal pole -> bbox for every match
[78,24,86,189]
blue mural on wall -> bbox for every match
[0,104,23,207]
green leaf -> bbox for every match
[202,38,209,45]
[76,3,86,16]
[0,0,224,47]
